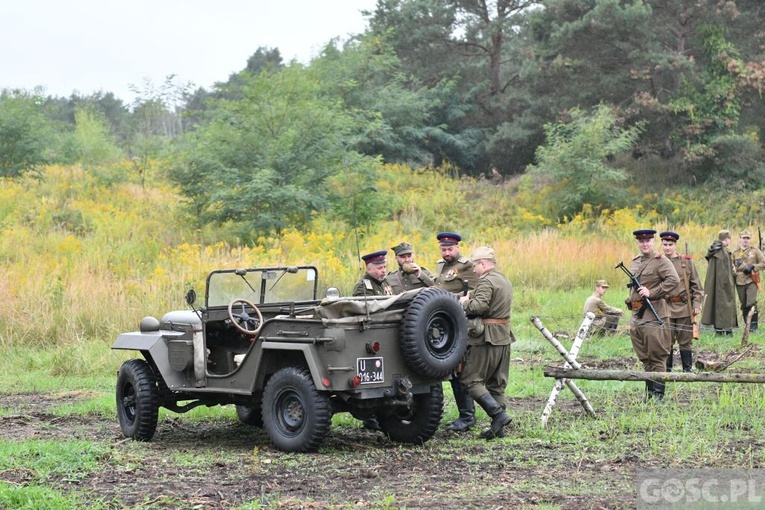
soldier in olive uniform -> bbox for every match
[384,241,434,294]
[352,250,392,431]
[458,246,513,440]
[352,251,392,297]
[433,232,479,432]
[626,229,680,401]
[732,229,765,332]
[660,231,703,372]
[583,279,623,335]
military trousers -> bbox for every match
[736,283,758,310]
[459,343,510,407]
[668,315,693,350]
[630,314,671,372]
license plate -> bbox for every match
[356,357,384,384]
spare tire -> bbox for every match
[399,288,468,378]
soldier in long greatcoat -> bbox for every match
[701,230,738,334]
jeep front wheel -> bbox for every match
[400,288,468,378]
[116,359,160,441]
[262,367,331,452]
[378,384,444,444]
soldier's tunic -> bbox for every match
[666,254,704,350]
[434,256,477,294]
[627,252,680,372]
[384,266,435,295]
[702,241,738,330]
[583,294,623,334]
[459,268,513,402]
[352,275,392,297]
[732,245,765,312]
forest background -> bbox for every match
[3,0,765,348]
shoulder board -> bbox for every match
[631,254,641,261]
[458,256,469,263]
[436,260,445,265]
[684,254,693,259]
[655,253,663,258]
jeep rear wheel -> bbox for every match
[378,384,444,444]
[262,367,331,452]
[116,359,160,441]
[400,288,468,378]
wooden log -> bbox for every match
[544,366,765,383]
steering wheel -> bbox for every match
[227,298,264,336]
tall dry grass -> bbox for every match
[0,162,748,347]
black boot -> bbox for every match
[644,380,654,402]
[474,393,512,440]
[743,307,752,330]
[445,379,476,432]
[680,350,693,373]
[666,349,674,372]
[652,381,665,401]
[752,310,759,332]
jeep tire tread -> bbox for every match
[116,359,160,441]
[400,288,468,378]
[378,383,444,444]
[262,366,331,452]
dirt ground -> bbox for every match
[0,390,639,509]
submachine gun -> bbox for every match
[615,261,663,325]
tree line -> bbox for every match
[2,0,764,238]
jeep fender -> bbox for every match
[260,342,326,390]
[112,329,195,389]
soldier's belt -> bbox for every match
[482,318,509,325]
[627,301,643,311]
[666,296,686,303]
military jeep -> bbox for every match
[112,265,467,452]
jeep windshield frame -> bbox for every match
[204,266,319,308]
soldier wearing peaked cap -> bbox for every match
[352,250,392,432]
[433,232,479,433]
[383,242,435,295]
[732,229,765,332]
[583,279,623,335]
[660,231,703,372]
[626,229,680,401]
[353,250,392,297]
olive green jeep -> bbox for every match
[112,265,467,452]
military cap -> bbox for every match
[391,242,413,256]
[595,279,609,288]
[471,246,495,262]
[740,230,752,239]
[633,229,656,240]
[436,232,462,246]
[660,231,679,242]
[718,230,731,241]
[361,250,387,264]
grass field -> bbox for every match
[1,305,763,509]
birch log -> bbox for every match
[541,313,594,427]
[544,367,765,383]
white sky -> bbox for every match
[1,0,377,103]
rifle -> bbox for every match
[684,243,700,339]
[615,261,664,325]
